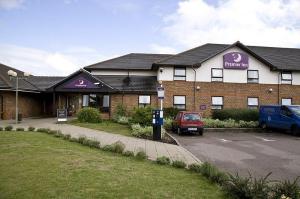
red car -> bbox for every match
[172,111,204,136]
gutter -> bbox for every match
[0,88,41,93]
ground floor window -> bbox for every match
[211,96,223,109]
[173,96,186,110]
[138,95,150,107]
[281,98,292,105]
[248,97,259,109]
[82,94,110,112]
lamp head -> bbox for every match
[7,70,17,77]
[24,72,31,77]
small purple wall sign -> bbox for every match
[200,105,207,110]
[223,52,249,69]
[64,76,98,89]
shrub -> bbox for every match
[87,139,101,148]
[131,124,153,138]
[163,107,179,118]
[0,127,3,131]
[16,127,25,131]
[4,125,13,131]
[36,128,50,133]
[163,117,173,131]
[250,172,272,199]
[156,156,171,165]
[114,103,127,118]
[188,163,202,173]
[111,141,125,154]
[53,130,64,138]
[272,177,300,199]
[102,144,114,152]
[172,160,187,169]
[116,116,129,125]
[212,108,259,122]
[123,150,134,157]
[63,134,71,140]
[77,107,101,123]
[135,149,147,160]
[203,118,259,128]
[69,137,78,142]
[130,106,152,126]
[199,162,228,185]
[78,136,88,144]
[27,126,35,131]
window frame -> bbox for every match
[247,70,259,83]
[173,66,186,81]
[281,71,292,84]
[211,68,223,82]
[211,96,224,110]
[281,98,292,105]
[173,95,186,110]
[138,95,151,107]
[247,97,259,109]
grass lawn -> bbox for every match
[69,119,132,137]
[0,131,228,199]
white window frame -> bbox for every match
[281,98,292,105]
[173,96,186,110]
[281,71,292,84]
[138,95,151,107]
[211,68,223,82]
[211,96,223,110]
[248,97,259,109]
[82,95,89,107]
[247,70,259,83]
[174,67,186,81]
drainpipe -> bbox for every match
[278,71,280,104]
[192,66,196,111]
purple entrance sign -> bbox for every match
[223,52,249,69]
[64,76,98,89]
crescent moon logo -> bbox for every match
[232,53,242,63]
[79,80,84,85]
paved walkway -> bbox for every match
[0,118,200,165]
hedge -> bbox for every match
[212,108,259,121]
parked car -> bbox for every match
[259,105,300,135]
[172,111,204,135]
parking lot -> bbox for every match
[172,131,300,181]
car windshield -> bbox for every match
[183,114,201,121]
[289,106,300,116]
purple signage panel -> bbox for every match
[64,76,98,89]
[200,105,206,110]
[223,52,249,69]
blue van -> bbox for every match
[259,105,300,135]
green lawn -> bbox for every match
[0,132,228,199]
[69,119,132,137]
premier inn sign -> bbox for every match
[223,52,249,69]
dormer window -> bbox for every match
[281,71,292,84]
[174,67,186,80]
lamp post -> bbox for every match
[7,70,30,124]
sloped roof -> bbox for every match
[154,41,300,71]
[84,53,172,70]
[27,76,65,91]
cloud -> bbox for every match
[0,0,24,10]
[150,44,178,54]
[163,0,300,48]
[0,44,113,76]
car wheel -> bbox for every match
[260,122,267,129]
[198,129,203,136]
[291,125,300,136]
[177,128,181,136]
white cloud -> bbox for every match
[163,0,300,48]
[150,44,178,54]
[0,0,24,10]
[0,44,113,76]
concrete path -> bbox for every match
[0,118,200,165]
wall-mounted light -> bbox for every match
[158,80,163,85]
[196,86,201,90]
[159,68,164,73]
[268,88,273,93]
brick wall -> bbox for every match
[0,91,42,120]
[161,81,300,117]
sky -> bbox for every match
[0,0,300,76]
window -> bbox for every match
[211,97,223,109]
[103,95,110,107]
[138,95,151,107]
[281,98,292,105]
[82,94,110,112]
[247,70,259,83]
[281,71,292,84]
[211,68,223,82]
[173,96,186,110]
[248,97,259,109]
[82,95,89,107]
[174,67,186,80]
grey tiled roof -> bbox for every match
[94,75,157,92]
[27,76,65,91]
[85,53,172,70]
[155,42,300,71]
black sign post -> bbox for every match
[57,109,68,123]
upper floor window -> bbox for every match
[281,98,292,105]
[247,70,259,83]
[281,71,292,84]
[211,68,223,82]
[248,97,259,109]
[173,96,186,110]
[174,67,186,80]
[211,96,223,109]
[138,95,151,107]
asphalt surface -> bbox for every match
[172,130,300,181]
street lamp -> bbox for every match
[7,70,31,124]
